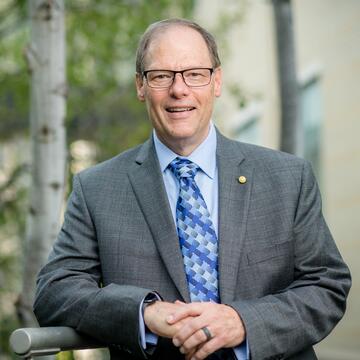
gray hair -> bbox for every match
[135,18,221,74]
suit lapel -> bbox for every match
[216,132,254,303]
[128,138,190,302]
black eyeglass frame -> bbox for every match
[142,67,215,88]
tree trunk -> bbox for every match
[272,0,300,154]
[16,0,66,328]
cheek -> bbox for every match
[201,95,215,114]
[146,94,164,112]
[146,99,166,125]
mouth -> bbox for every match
[165,106,196,113]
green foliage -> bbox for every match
[0,313,20,359]
[0,164,27,359]
[0,0,29,140]
[0,0,194,158]
[57,350,75,360]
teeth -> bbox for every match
[167,107,193,112]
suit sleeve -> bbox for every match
[33,174,152,359]
[229,161,351,359]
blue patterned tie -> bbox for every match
[169,157,219,303]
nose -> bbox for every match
[169,73,190,98]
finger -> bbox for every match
[175,300,186,305]
[179,327,208,354]
[144,301,193,338]
[192,337,222,360]
[185,348,197,360]
[167,303,203,324]
[173,316,209,346]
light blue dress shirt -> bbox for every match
[153,123,218,231]
[140,123,248,359]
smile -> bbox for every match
[166,107,195,113]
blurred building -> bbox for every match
[195,0,360,359]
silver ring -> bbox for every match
[201,326,212,341]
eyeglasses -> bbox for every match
[142,68,214,89]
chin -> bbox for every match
[169,126,197,140]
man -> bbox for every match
[34,19,351,360]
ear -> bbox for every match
[135,73,146,102]
[214,67,222,98]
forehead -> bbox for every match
[145,25,212,70]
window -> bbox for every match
[234,102,262,145]
[299,77,322,182]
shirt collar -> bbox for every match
[153,123,217,179]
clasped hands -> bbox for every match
[144,300,246,360]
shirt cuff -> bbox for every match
[233,338,249,360]
[139,292,162,349]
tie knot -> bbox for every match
[169,157,199,179]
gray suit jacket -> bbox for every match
[34,131,351,360]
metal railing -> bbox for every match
[9,327,104,359]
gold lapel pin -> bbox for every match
[238,176,247,184]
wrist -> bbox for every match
[142,291,162,330]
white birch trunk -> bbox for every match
[17,0,66,327]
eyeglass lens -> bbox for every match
[146,68,212,88]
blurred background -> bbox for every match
[0,0,358,359]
